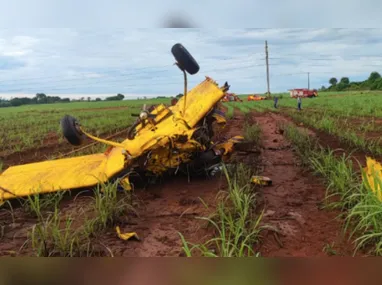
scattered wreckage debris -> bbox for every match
[0,43,250,202]
[251,176,272,186]
[115,226,140,241]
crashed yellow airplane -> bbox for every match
[0,43,244,202]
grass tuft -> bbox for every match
[179,163,263,257]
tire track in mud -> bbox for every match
[253,112,356,257]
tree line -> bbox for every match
[0,93,126,108]
[320,71,382,92]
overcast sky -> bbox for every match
[0,2,382,99]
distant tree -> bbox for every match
[36,93,47,103]
[368,71,381,82]
[340,77,350,85]
[336,82,348,91]
[319,85,327,91]
[176,93,183,98]
[370,77,382,90]
[329,78,337,86]
[0,101,11,107]
[87,97,91,102]
[95,98,102,101]
[10,98,23,106]
[106,93,125,101]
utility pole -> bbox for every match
[308,72,310,90]
[265,40,270,97]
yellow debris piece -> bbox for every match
[251,176,272,186]
[364,157,382,201]
[116,226,140,241]
[214,136,245,156]
[120,177,132,191]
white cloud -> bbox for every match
[0,28,382,97]
[0,0,381,28]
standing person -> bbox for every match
[274,96,279,109]
[297,96,302,111]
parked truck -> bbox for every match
[289,88,318,98]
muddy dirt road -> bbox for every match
[253,112,356,257]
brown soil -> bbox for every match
[281,112,382,168]
[104,109,249,257]
[98,176,224,257]
[253,112,359,256]
[0,108,370,257]
[0,109,244,257]
[282,106,382,142]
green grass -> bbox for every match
[285,109,382,156]
[244,122,262,145]
[23,191,66,220]
[22,179,133,257]
[0,98,172,156]
[236,91,382,118]
[281,122,382,256]
[345,167,382,255]
[323,242,338,256]
[179,164,263,257]
[87,180,134,233]
[225,103,234,119]
[3,90,380,157]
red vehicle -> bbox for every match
[222,92,243,102]
[289,88,318,98]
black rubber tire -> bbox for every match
[127,119,141,140]
[171,43,200,75]
[60,115,85,146]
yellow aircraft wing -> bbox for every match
[0,77,225,201]
[0,147,126,201]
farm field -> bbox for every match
[0,99,169,169]
[0,90,382,257]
